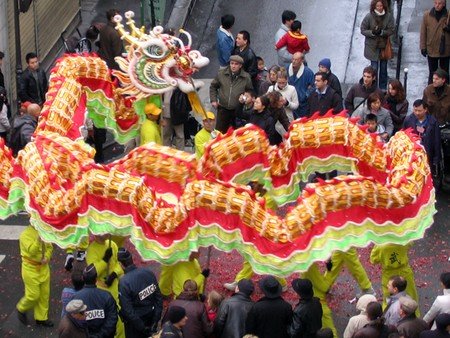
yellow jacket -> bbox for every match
[370,243,411,270]
[195,128,214,159]
[86,239,123,300]
[20,226,53,268]
[140,119,162,145]
[159,259,205,297]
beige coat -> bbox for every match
[420,8,450,57]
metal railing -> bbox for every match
[393,0,407,90]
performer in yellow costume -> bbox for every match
[140,102,162,146]
[302,263,338,338]
[16,226,54,327]
[159,250,208,297]
[194,111,218,158]
[324,248,374,297]
[86,234,124,337]
[370,243,419,315]
[224,182,287,291]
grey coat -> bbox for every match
[352,106,394,137]
[361,11,395,61]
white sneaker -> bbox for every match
[76,250,86,261]
[224,281,237,291]
[64,254,74,271]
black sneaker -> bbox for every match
[17,310,27,325]
[36,319,54,327]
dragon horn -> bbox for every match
[179,29,192,48]
[124,11,146,39]
[114,14,140,46]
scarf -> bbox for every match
[374,9,385,16]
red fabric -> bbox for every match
[276,31,310,54]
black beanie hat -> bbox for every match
[168,306,186,324]
[117,247,133,265]
[83,263,97,284]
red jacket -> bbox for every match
[276,31,310,54]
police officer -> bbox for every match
[73,264,118,338]
[16,225,54,327]
[117,248,163,337]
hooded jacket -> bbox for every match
[10,114,37,155]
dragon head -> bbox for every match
[112,11,209,99]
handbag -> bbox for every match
[380,37,393,60]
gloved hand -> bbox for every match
[444,25,450,32]
[325,259,333,272]
[372,27,382,36]
[142,326,153,336]
[421,49,428,57]
[105,272,118,287]
[201,268,210,278]
[103,247,113,263]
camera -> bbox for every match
[242,95,247,101]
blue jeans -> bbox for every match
[371,60,388,90]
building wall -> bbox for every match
[5,0,81,109]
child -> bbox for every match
[275,20,310,55]
[236,90,256,128]
[256,56,268,82]
[365,113,386,139]
[206,290,224,322]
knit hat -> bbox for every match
[399,296,418,315]
[229,55,244,64]
[292,278,314,299]
[168,305,186,324]
[318,58,331,70]
[237,279,255,296]
[259,276,282,299]
[66,299,87,314]
[144,102,162,116]
[356,294,377,312]
[117,247,133,264]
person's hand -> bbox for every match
[105,272,118,287]
[421,49,428,57]
[160,118,168,127]
[372,27,381,36]
[239,94,246,104]
[201,268,210,278]
[211,101,218,109]
[380,132,389,140]
[41,258,48,265]
[279,96,287,106]
[103,247,113,263]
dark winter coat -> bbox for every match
[419,328,450,338]
[10,114,37,156]
[236,107,281,145]
[307,86,343,116]
[160,321,183,338]
[345,78,384,115]
[384,96,409,132]
[245,296,293,338]
[232,46,258,80]
[72,285,118,338]
[423,84,450,125]
[268,106,291,132]
[420,7,450,57]
[167,294,213,338]
[288,297,323,338]
[119,265,163,336]
[397,314,429,338]
[98,22,123,70]
[353,320,399,338]
[403,113,442,166]
[18,68,48,105]
[214,292,254,338]
[57,315,89,338]
[361,10,395,61]
[210,67,253,110]
[327,71,343,99]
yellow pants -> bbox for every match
[235,261,287,287]
[16,264,50,321]
[302,264,338,338]
[324,248,372,291]
[381,267,420,317]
